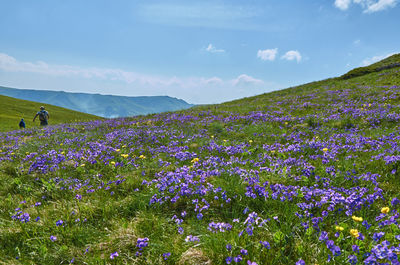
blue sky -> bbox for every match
[0,0,399,104]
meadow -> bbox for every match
[1,55,400,264]
[0,94,101,132]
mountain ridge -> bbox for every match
[0,86,194,118]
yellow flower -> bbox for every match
[121,154,129,158]
[80,164,85,167]
[335,226,344,231]
[61,151,65,155]
[381,207,390,214]
[115,149,120,152]
[352,216,363,222]
[139,155,146,159]
[191,158,199,163]
[350,229,359,238]
[223,139,227,142]
[322,148,328,152]
[110,161,116,165]
[60,143,63,146]
[249,140,253,143]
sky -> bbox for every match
[0,0,399,104]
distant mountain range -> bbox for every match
[0,86,194,118]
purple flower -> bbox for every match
[352,245,360,253]
[56,219,64,226]
[136,237,149,249]
[259,241,270,249]
[226,244,232,251]
[319,231,328,242]
[162,252,171,260]
[296,259,305,265]
[240,249,248,255]
[110,251,119,259]
[50,235,57,242]
[348,255,357,265]
[226,256,233,264]
[234,255,243,263]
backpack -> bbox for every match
[39,110,48,121]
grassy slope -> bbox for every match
[0,94,102,132]
[193,53,400,115]
[0,54,399,264]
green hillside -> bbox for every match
[0,94,102,132]
[1,54,400,264]
[194,53,400,114]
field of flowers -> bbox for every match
[1,64,400,264]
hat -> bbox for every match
[40,106,45,110]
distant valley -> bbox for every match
[0,86,194,118]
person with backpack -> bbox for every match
[33,106,50,126]
[19,118,26,129]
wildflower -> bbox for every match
[381,207,390,214]
[110,251,119,259]
[352,245,360,253]
[259,241,270,249]
[322,148,328,152]
[139,155,146,159]
[56,220,64,226]
[348,255,357,265]
[136,237,149,249]
[162,252,171,260]
[352,216,363,222]
[50,235,57,242]
[296,259,305,265]
[115,149,120,152]
[185,235,200,242]
[191,157,199,163]
[226,244,232,251]
[226,256,233,264]
[80,164,85,167]
[234,255,242,262]
[121,154,129,158]
[335,226,344,231]
[110,161,116,165]
[249,140,253,143]
[350,229,359,238]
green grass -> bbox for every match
[1,54,400,264]
[0,94,102,132]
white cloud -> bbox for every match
[361,52,396,66]
[334,0,352,10]
[205,44,225,53]
[281,50,302,63]
[0,53,279,104]
[353,39,361,46]
[257,48,278,61]
[334,0,398,13]
[364,0,397,13]
[231,74,264,87]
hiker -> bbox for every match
[33,106,50,126]
[19,118,26,129]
